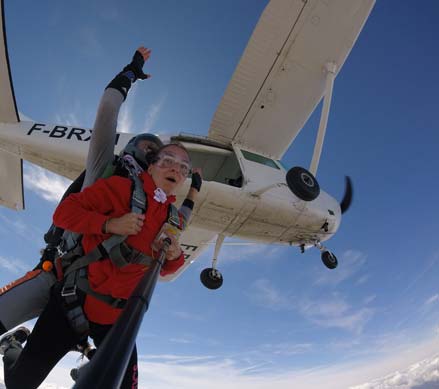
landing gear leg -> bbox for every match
[314,241,338,269]
[200,234,224,290]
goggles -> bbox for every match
[156,153,191,176]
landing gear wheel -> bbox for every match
[200,268,223,290]
[286,166,320,201]
[321,251,338,269]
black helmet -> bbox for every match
[122,133,163,169]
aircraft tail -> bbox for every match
[0,0,24,210]
[0,149,24,210]
[0,0,19,123]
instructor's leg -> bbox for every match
[3,292,78,389]
[0,321,6,336]
[0,269,55,333]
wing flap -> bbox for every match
[208,0,375,159]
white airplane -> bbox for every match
[0,0,375,289]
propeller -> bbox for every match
[340,176,353,214]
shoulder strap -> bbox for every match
[130,173,147,214]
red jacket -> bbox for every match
[53,172,184,324]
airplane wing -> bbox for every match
[208,0,375,160]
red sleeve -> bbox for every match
[160,252,185,276]
[53,176,130,235]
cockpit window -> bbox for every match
[241,150,280,170]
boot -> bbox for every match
[0,326,30,355]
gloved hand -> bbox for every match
[40,245,59,263]
[121,47,151,82]
[106,46,151,100]
[191,171,202,192]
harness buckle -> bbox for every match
[61,285,77,297]
[110,298,126,309]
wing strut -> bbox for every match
[309,62,337,176]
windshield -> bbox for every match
[241,150,280,170]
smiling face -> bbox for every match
[147,144,191,195]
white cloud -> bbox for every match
[247,279,293,311]
[0,214,44,245]
[142,93,167,133]
[173,311,205,321]
[403,252,439,294]
[356,274,370,285]
[0,255,29,274]
[169,337,192,344]
[138,354,219,366]
[78,26,104,57]
[364,295,377,305]
[424,294,439,306]
[351,354,439,389]
[298,294,374,334]
[1,337,439,389]
[248,279,375,334]
[23,165,71,203]
[261,342,313,356]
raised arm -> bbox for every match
[82,47,152,189]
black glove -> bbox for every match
[40,245,58,263]
[121,50,150,82]
[191,172,202,192]
[106,49,149,100]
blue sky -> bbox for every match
[1,1,439,388]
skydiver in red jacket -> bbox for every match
[2,142,192,389]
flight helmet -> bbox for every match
[122,133,163,169]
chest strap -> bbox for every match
[62,269,127,310]
[63,239,154,280]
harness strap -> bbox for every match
[55,244,84,280]
[130,173,147,215]
[76,276,127,309]
[62,248,103,278]
[61,269,89,342]
[99,234,128,268]
[117,242,155,266]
